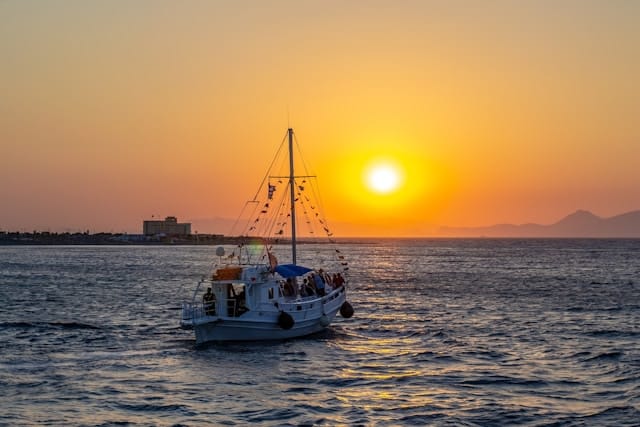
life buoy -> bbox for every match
[340,301,354,318]
[278,311,295,330]
[319,314,330,326]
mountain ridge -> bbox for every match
[438,210,640,238]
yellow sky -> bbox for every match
[1,1,639,236]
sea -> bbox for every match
[1,239,639,426]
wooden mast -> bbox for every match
[288,128,297,265]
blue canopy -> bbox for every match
[274,264,313,278]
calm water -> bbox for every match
[1,240,639,426]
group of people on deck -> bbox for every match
[282,269,346,298]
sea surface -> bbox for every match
[1,239,639,426]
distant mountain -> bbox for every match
[438,210,640,238]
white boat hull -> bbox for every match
[192,286,346,345]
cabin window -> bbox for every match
[227,283,248,317]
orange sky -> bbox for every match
[1,1,639,237]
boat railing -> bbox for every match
[276,285,345,312]
[181,301,215,322]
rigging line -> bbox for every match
[263,182,288,240]
[294,134,343,265]
[307,174,331,237]
[251,131,289,202]
[292,131,314,178]
[291,131,331,237]
[240,198,265,238]
[230,200,260,237]
[296,180,319,238]
[249,180,287,249]
[291,131,332,238]
[291,138,342,274]
[231,132,288,239]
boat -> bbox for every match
[180,128,354,344]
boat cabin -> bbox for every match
[204,265,290,319]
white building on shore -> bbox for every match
[143,216,191,236]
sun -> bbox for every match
[365,163,403,194]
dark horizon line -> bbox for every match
[1,230,640,246]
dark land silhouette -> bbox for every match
[3,210,640,243]
[439,210,640,238]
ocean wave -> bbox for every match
[2,241,639,426]
[583,351,624,362]
[460,374,549,388]
[0,321,101,330]
[579,406,640,426]
[113,402,195,415]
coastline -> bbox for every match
[2,231,639,245]
[0,232,238,246]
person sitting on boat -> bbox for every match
[203,287,215,315]
[313,271,326,297]
[333,272,345,289]
[236,288,248,315]
[283,278,295,297]
[300,277,315,297]
[322,270,332,285]
[299,279,308,297]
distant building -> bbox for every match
[143,216,191,236]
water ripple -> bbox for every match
[1,241,639,425]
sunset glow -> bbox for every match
[1,1,639,237]
[365,163,403,195]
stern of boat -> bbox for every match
[180,302,201,330]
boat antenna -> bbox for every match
[288,127,297,265]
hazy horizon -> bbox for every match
[3,208,638,239]
[2,1,639,237]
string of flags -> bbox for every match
[239,178,347,270]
